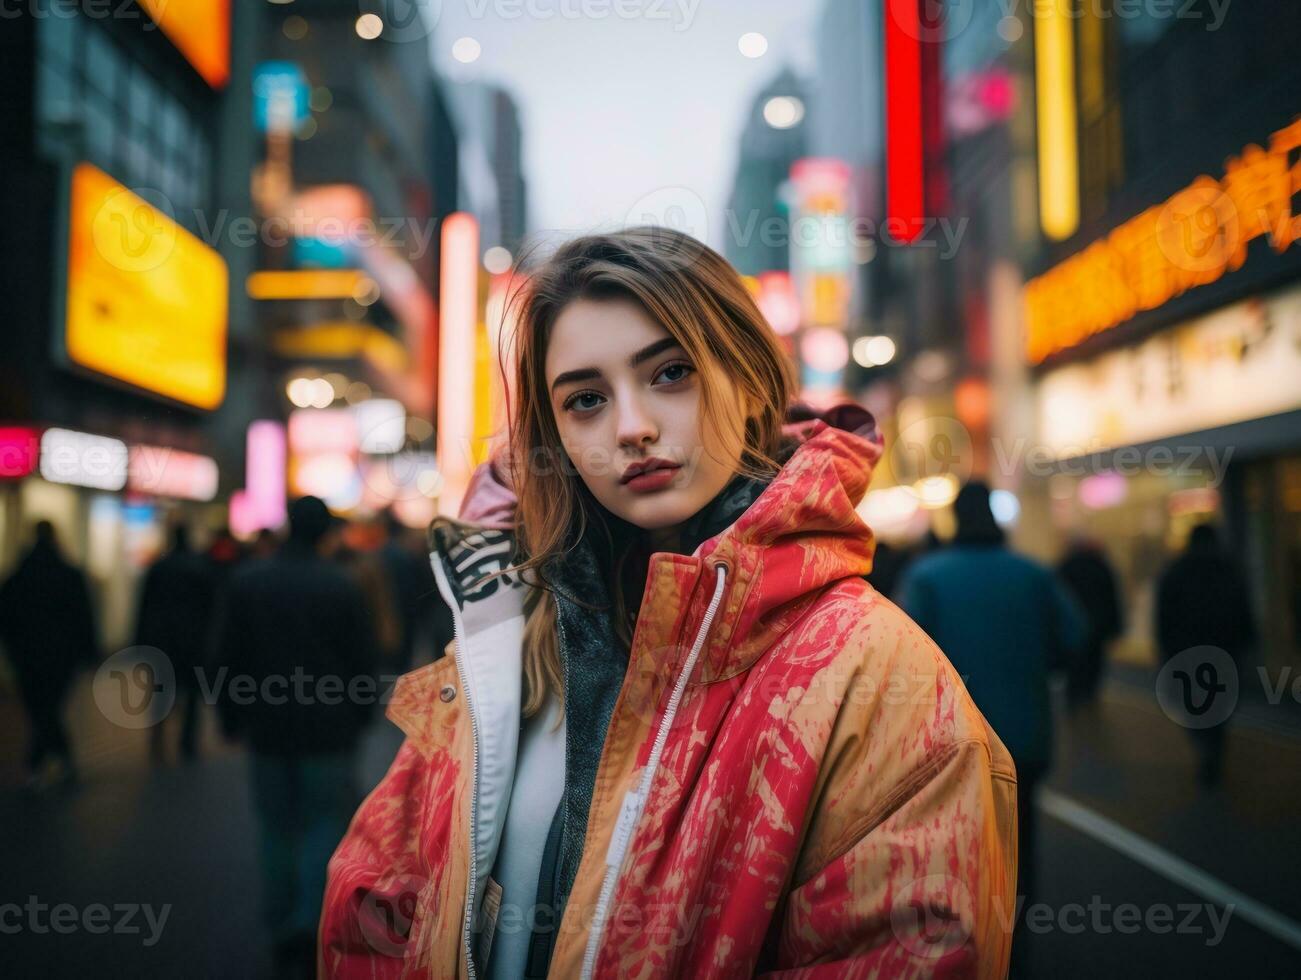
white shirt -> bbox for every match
[486,693,566,978]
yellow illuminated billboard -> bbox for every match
[137,0,231,89]
[64,162,228,410]
[1025,115,1301,363]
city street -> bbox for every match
[3,0,1299,976]
[3,667,1299,977]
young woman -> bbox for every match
[320,228,1017,978]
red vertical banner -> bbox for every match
[920,0,948,220]
[885,0,924,243]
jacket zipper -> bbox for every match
[430,553,481,980]
[579,561,729,980]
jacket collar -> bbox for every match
[680,407,883,682]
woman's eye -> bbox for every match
[655,361,694,385]
[562,362,692,415]
[563,391,603,413]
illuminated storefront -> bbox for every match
[1022,107,1301,672]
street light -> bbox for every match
[853,335,896,367]
[453,37,481,64]
[738,33,768,58]
[763,96,804,130]
[483,246,513,275]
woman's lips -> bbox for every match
[623,465,681,493]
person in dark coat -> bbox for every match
[211,496,378,978]
[134,524,216,762]
[1155,522,1256,787]
[898,481,1085,974]
[376,510,436,673]
[864,538,909,601]
[0,521,99,787]
[1056,537,1124,710]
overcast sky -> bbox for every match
[426,0,820,252]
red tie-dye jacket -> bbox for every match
[319,411,1017,979]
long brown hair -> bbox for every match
[439,226,797,718]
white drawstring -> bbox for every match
[579,561,729,979]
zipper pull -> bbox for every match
[607,787,645,870]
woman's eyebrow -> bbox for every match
[550,337,683,392]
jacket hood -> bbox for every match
[685,401,883,682]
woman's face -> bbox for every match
[545,297,749,536]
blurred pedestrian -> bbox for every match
[211,497,377,979]
[0,521,99,789]
[899,481,1085,973]
[1155,522,1256,787]
[205,525,245,589]
[376,509,445,672]
[1056,536,1124,711]
[864,538,908,600]
[251,527,280,560]
[336,537,403,671]
[134,524,216,763]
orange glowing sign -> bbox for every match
[137,0,230,89]
[64,163,228,409]
[247,269,369,300]
[1025,115,1301,364]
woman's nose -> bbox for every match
[616,396,658,448]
